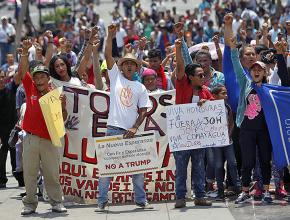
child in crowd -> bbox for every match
[212,84,240,200]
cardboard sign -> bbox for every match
[166,100,229,152]
[39,87,65,147]
[95,132,159,177]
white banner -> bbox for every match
[52,79,179,204]
[96,132,159,177]
[166,100,229,152]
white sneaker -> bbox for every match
[51,204,67,213]
[21,207,35,215]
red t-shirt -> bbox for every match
[87,64,95,85]
[22,72,51,140]
[175,75,213,104]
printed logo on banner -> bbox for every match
[269,90,290,165]
[254,83,290,169]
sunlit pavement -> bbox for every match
[1,166,290,220]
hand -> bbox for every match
[224,13,233,26]
[59,94,67,110]
[123,127,138,139]
[92,39,100,51]
[34,42,43,56]
[91,25,100,36]
[167,52,175,59]
[274,40,287,54]
[174,22,184,33]
[44,30,53,41]
[174,38,182,49]
[239,30,246,41]
[277,32,283,41]
[255,30,262,40]
[125,43,132,54]
[262,23,268,31]
[197,99,207,106]
[84,28,92,41]
[22,39,33,53]
[138,37,147,50]
[107,24,117,37]
[212,34,220,45]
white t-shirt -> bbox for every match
[68,77,82,86]
[232,19,242,36]
[116,28,127,48]
[0,23,15,43]
[107,64,152,130]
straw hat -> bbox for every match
[117,53,141,69]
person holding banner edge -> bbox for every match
[18,39,68,215]
[225,13,273,204]
[174,34,213,208]
[96,24,152,211]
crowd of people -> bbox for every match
[1,0,290,216]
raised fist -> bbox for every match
[224,13,233,25]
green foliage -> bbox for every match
[42,7,71,24]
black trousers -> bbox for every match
[227,115,242,187]
[0,132,16,184]
[239,129,272,187]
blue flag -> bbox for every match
[223,46,239,113]
[255,83,290,168]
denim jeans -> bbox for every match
[213,144,240,190]
[174,148,206,199]
[206,148,215,183]
[97,126,147,205]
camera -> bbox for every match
[260,49,278,64]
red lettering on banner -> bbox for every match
[115,175,130,182]
[90,92,110,115]
[146,192,176,201]
[92,114,107,137]
[60,162,88,177]
[144,96,165,136]
[122,182,131,191]
[166,170,175,181]
[81,138,97,164]
[144,181,149,191]
[155,170,164,181]
[112,192,133,203]
[161,144,171,168]
[91,168,99,179]
[85,191,97,199]
[111,182,120,191]
[64,86,89,113]
[84,180,97,190]
[59,176,72,186]
[159,94,173,118]
[63,135,78,160]
[63,185,82,197]
[76,179,86,189]
[90,92,110,137]
[144,172,153,182]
